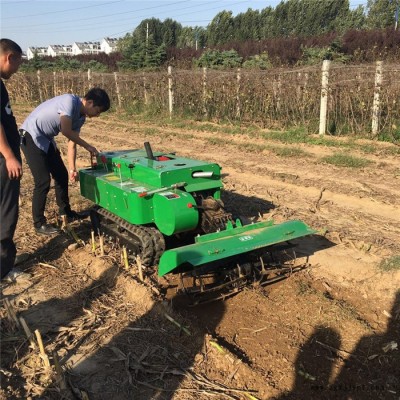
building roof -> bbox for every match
[73,41,101,49]
[27,38,119,56]
[28,46,47,50]
[49,44,72,49]
[103,37,118,44]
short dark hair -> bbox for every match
[0,38,22,55]
[84,87,110,111]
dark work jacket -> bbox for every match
[0,79,21,160]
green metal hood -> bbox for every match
[158,220,316,276]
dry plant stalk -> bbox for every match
[38,262,58,270]
[315,187,326,210]
[4,298,21,329]
[52,350,67,390]
[136,255,143,281]
[34,329,51,368]
[19,317,36,349]
[122,246,129,270]
[244,393,261,400]
[60,214,68,230]
[91,230,96,253]
[68,228,85,246]
[164,313,191,336]
[61,215,84,246]
[315,339,355,359]
[99,234,105,256]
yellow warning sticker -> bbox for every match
[104,175,119,181]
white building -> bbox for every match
[47,45,73,58]
[27,38,118,60]
[26,47,47,60]
[72,42,101,56]
[101,37,118,54]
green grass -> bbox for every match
[142,127,159,136]
[264,128,310,144]
[242,143,266,153]
[271,146,310,158]
[377,127,400,143]
[378,256,400,272]
[195,123,223,133]
[262,129,400,156]
[105,108,400,158]
[321,153,372,168]
[204,137,227,146]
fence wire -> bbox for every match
[6,62,400,137]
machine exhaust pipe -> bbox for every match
[144,142,156,160]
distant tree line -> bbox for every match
[20,0,400,72]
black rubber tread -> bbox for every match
[143,226,166,265]
[89,206,102,235]
[96,208,155,267]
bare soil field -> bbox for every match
[1,107,399,400]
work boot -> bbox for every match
[3,269,32,283]
[35,224,61,236]
[15,253,30,266]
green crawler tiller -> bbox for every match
[79,142,315,302]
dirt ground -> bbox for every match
[1,107,399,400]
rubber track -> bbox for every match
[144,227,166,265]
[96,208,155,267]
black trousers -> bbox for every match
[21,132,72,228]
[0,155,20,278]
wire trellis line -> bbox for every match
[6,61,400,138]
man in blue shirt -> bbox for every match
[20,88,110,235]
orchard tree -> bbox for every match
[340,5,367,31]
[258,0,363,38]
[282,0,353,36]
[366,0,398,29]
[117,33,144,69]
[207,11,235,45]
[272,1,290,36]
[144,35,166,68]
[176,26,206,49]
[259,6,275,38]
[162,18,182,47]
[232,8,261,41]
[133,18,164,45]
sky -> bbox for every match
[1,0,368,53]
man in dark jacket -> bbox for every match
[0,38,23,279]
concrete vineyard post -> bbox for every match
[319,60,331,136]
[168,66,174,119]
[236,68,241,119]
[114,72,121,108]
[37,70,43,103]
[372,61,383,136]
[203,67,207,117]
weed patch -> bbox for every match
[321,153,372,168]
[378,256,400,272]
[271,146,310,158]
